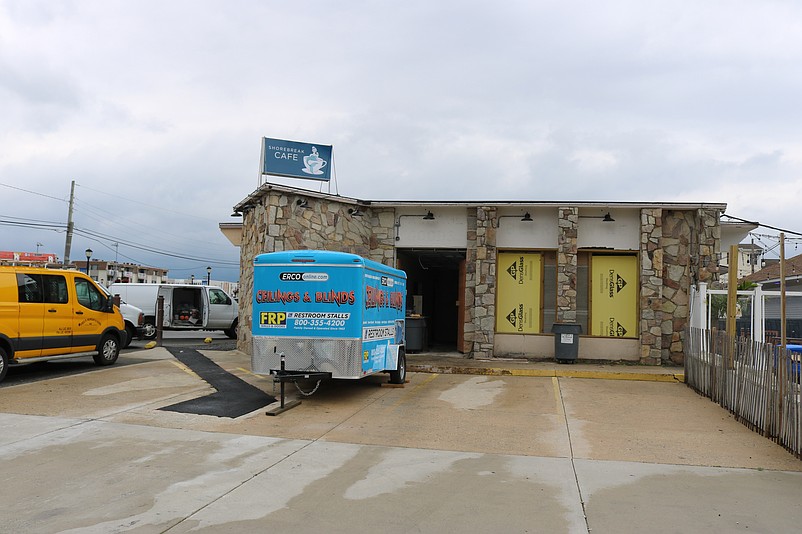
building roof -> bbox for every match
[233,183,728,212]
[742,253,802,284]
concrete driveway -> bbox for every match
[1,347,800,533]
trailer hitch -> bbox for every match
[266,351,331,415]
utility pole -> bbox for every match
[63,180,75,265]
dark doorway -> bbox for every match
[397,249,466,353]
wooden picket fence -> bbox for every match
[685,327,802,458]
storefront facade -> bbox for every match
[226,183,727,365]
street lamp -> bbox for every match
[85,248,93,276]
[206,266,212,285]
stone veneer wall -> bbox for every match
[235,190,395,354]
[463,209,478,354]
[556,207,579,323]
[660,208,720,365]
[468,207,497,359]
[640,208,663,364]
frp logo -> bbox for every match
[259,311,287,328]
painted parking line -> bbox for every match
[388,373,439,409]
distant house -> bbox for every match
[720,243,764,279]
[742,253,802,291]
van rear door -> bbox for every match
[158,286,172,327]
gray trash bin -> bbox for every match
[551,323,581,363]
[406,316,427,352]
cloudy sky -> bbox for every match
[2,0,802,281]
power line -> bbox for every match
[0,216,237,266]
[2,182,237,264]
[76,182,224,224]
[0,182,68,203]
[722,213,802,237]
[72,227,238,266]
[72,197,232,254]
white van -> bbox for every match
[108,283,238,340]
[100,286,145,348]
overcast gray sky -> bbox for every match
[2,0,802,281]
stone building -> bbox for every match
[222,182,745,365]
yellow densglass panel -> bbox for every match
[496,253,541,334]
[591,255,638,338]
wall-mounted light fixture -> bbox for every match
[348,207,363,216]
[579,211,615,222]
[233,203,255,217]
[497,211,534,226]
[297,199,309,208]
[395,212,436,241]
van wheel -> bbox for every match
[0,347,8,383]
[224,319,238,339]
[124,324,136,348]
[142,319,157,340]
[389,348,406,384]
[94,334,120,366]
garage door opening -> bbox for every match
[397,249,466,353]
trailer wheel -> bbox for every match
[389,348,406,384]
[94,334,120,366]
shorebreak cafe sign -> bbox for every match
[261,137,333,182]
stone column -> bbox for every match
[640,208,663,365]
[556,207,578,323]
[469,206,497,358]
[696,208,721,284]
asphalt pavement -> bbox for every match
[1,344,801,533]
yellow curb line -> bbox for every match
[169,359,202,380]
[408,365,684,383]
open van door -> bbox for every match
[157,286,172,328]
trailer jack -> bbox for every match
[266,352,331,415]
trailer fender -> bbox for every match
[386,343,402,372]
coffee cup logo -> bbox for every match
[303,146,328,175]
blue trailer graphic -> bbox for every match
[251,250,407,385]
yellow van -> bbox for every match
[0,266,125,383]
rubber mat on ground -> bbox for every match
[159,348,275,418]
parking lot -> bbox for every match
[2,340,802,533]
